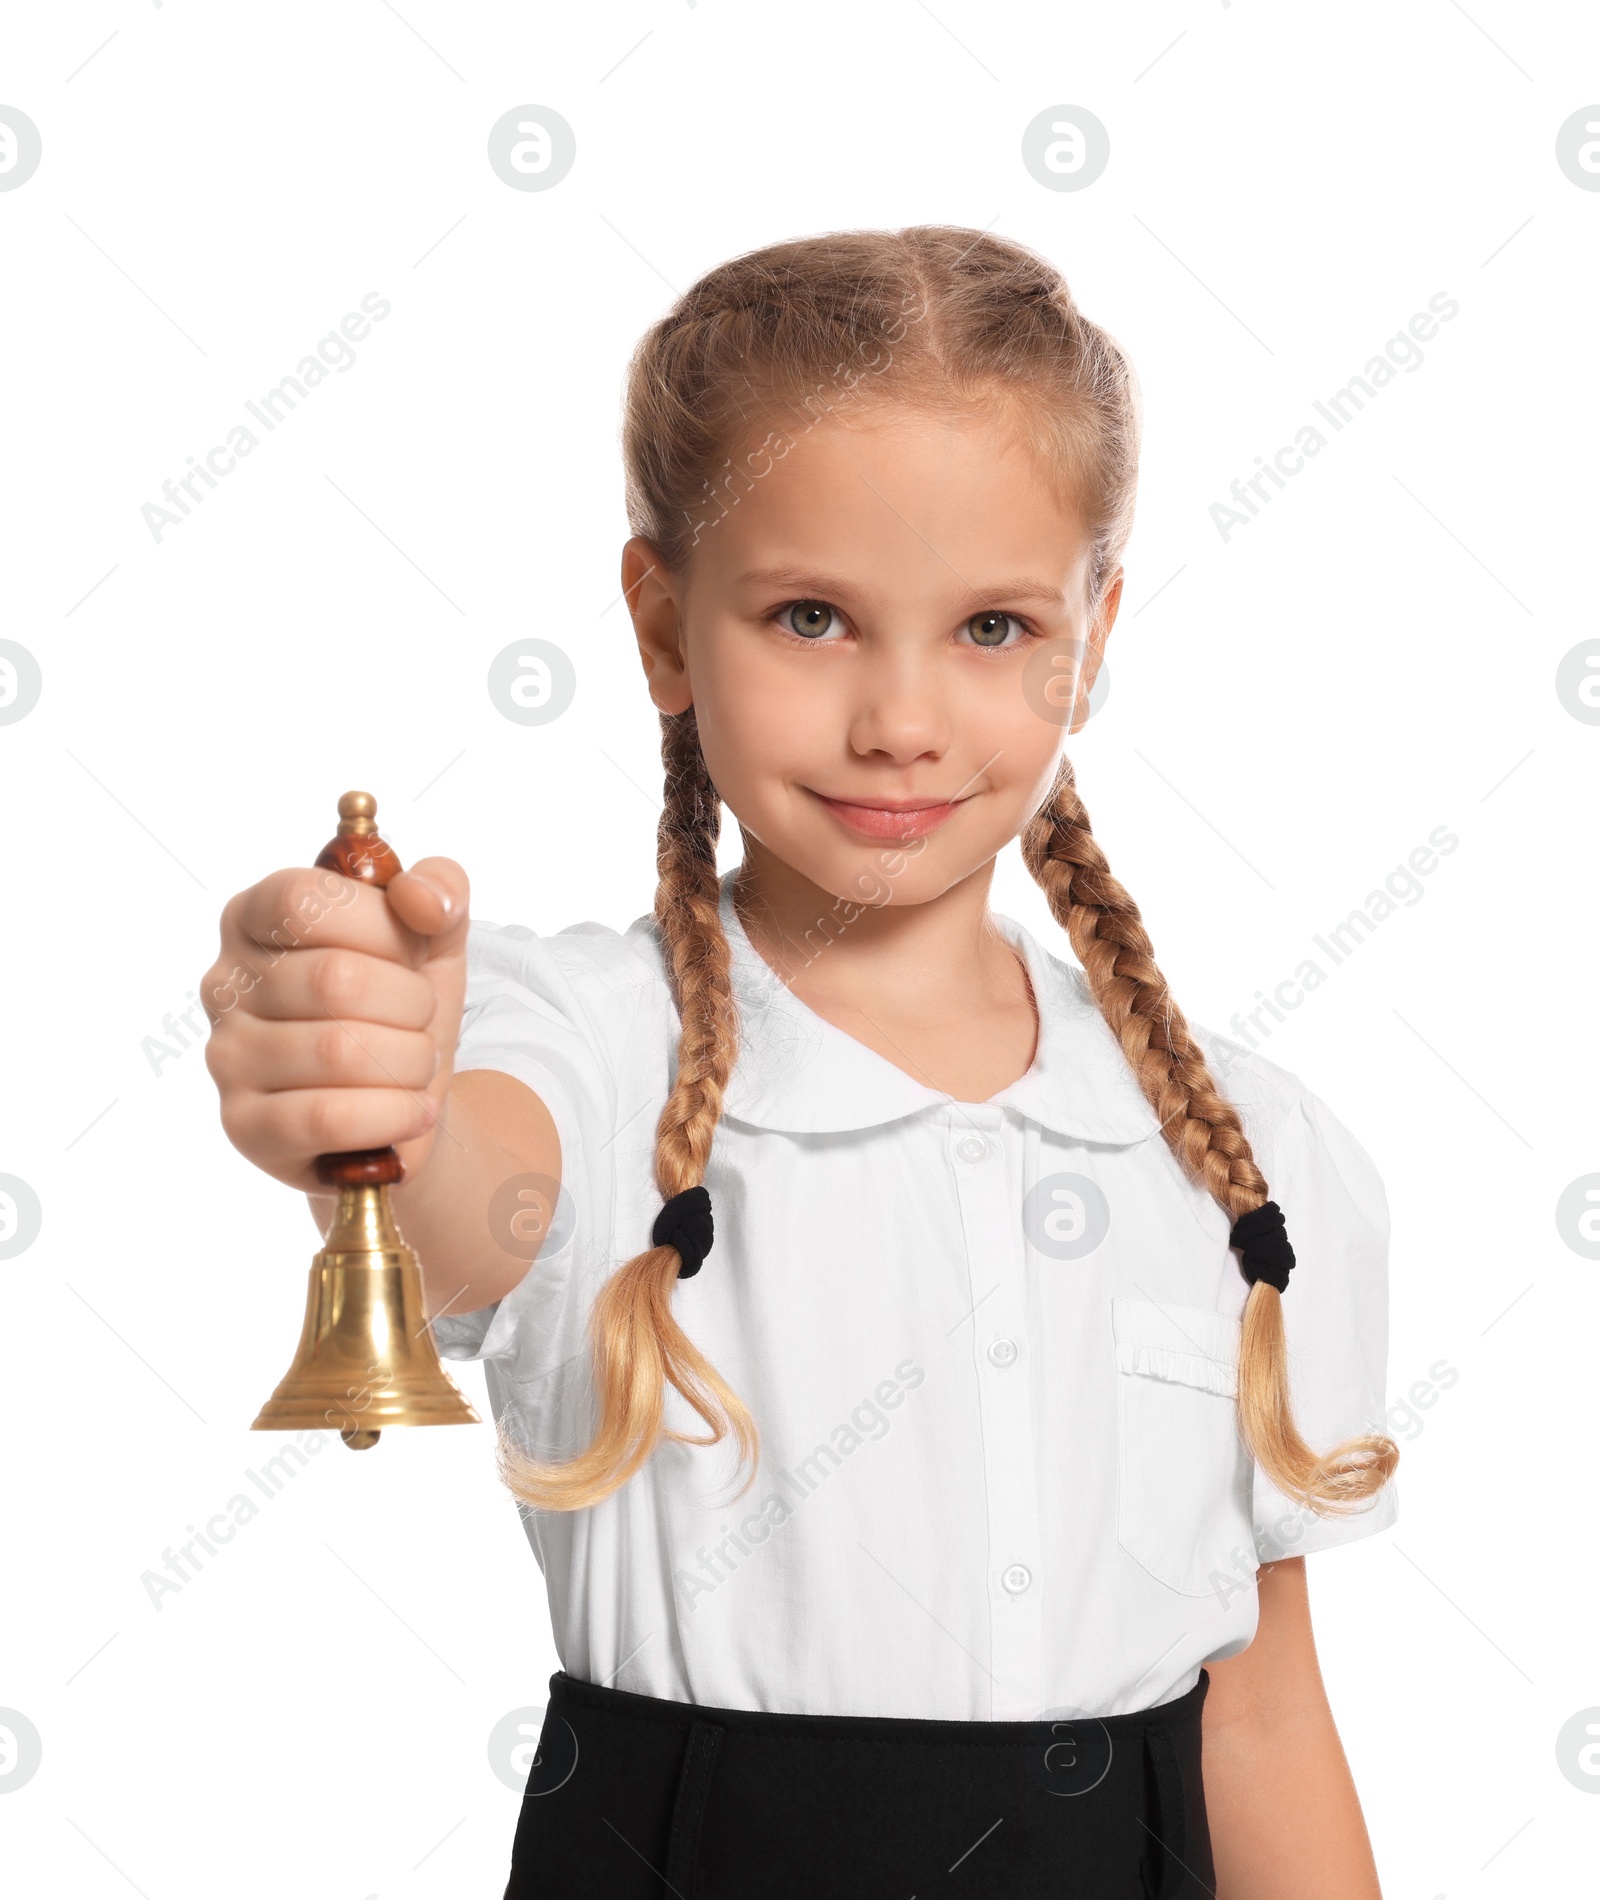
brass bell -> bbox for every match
[250,792,480,1450]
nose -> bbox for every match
[843,641,952,765]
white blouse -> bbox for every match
[431,867,1397,1721]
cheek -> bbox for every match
[691,631,825,801]
[981,671,1070,798]
[1013,740,1068,820]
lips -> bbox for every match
[809,791,965,841]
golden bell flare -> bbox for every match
[251,1181,480,1449]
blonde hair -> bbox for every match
[497,225,1399,1519]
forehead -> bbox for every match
[686,404,1092,602]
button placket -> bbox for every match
[947,1104,1043,1720]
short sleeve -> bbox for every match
[1247,1081,1400,1561]
[427,916,648,1367]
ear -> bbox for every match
[622,536,693,715]
[1068,566,1123,736]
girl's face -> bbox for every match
[623,401,1122,910]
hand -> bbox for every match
[199,855,471,1193]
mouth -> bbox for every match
[806,789,969,841]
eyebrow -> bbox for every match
[734,567,1070,608]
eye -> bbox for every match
[781,600,839,640]
[963,610,1025,649]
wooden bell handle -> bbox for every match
[311,791,408,1191]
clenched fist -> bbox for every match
[199,855,471,1195]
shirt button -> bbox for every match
[956,1134,989,1163]
[1001,1563,1033,1595]
[987,1337,1018,1368]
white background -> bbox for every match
[2,4,1595,1896]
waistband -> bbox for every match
[549,1663,1208,1747]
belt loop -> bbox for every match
[663,1718,724,1897]
[1142,1721,1188,1900]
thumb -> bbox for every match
[385,855,472,959]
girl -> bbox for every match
[205,227,1400,1898]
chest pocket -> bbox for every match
[1112,1298,1256,1597]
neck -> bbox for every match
[728,836,1023,1017]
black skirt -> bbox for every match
[504,1667,1214,1899]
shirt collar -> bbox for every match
[712,869,1163,1145]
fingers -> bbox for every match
[231,945,438,1028]
[385,856,472,955]
[225,863,446,971]
[225,1085,438,1176]
[202,853,473,1187]
[203,857,472,1029]
[205,1010,439,1096]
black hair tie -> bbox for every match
[1229,1199,1295,1293]
[652,1184,714,1280]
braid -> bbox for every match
[650,708,738,1193]
[495,710,758,1512]
[1021,754,1399,1514]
